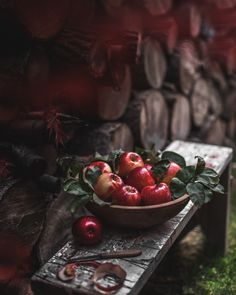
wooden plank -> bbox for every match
[31,141,233,295]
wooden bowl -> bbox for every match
[86,195,190,229]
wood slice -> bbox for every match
[204,118,226,145]
[0,180,47,247]
[14,0,70,39]
[170,95,191,141]
[134,37,166,89]
[143,0,172,16]
[68,122,134,156]
[123,90,169,150]
[191,78,210,127]
[174,2,202,38]
[145,16,178,53]
[97,64,131,120]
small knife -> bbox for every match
[68,249,142,263]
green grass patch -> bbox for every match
[183,176,236,295]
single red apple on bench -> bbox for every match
[72,216,102,246]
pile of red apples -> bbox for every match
[83,152,181,206]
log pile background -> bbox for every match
[0,0,236,156]
[0,1,236,293]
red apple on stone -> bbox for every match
[112,185,141,206]
[94,173,124,201]
[141,183,171,205]
[126,167,155,192]
[162,162,181,185]
[118,152,144,177]
[83,161,112,179]
[72,216,102,246]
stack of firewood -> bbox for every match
[0,0,236,155]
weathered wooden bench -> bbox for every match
[31,140,233,295]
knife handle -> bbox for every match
[103,249,142,259]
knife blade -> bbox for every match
[68,249,142,263]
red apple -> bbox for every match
[72,216,102,246]
[141,183,171,205]
[94,173,124,201]
[162,162,182,185]
[126,167,155,192]
[118,152,144,177]
[112,185,141,206]
[83,161,112,179]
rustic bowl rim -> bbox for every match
[103,194,189,210]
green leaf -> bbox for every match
[152,160,170,180]
[201,168,219,178]
[135,146,161,164]
[170,178,187,199]
[187,182,206,207]
[176,166,195,184]
[64,179,89,196]
[210,183,224,194]
[70,195,92,213]
[92,193,111,207]
[108,149,124,172]
[83,166,102,188]
[204,189,214,203]
[195,156,206,175]
[195,174,219,187]
[161,151,186,168]
[92,152,109,163]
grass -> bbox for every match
[141,164,236,295]
[183,180,236,295]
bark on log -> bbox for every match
[170,94,191,141]
[97,64,131,120]
[134,37,166,89]
[68,122,134,156]
[143,0,172,16]
[14,0,70,39]
[191,78,210,127]
[123,90,169,150]
[167,40,201,95]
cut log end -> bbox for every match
[97,65,131,120]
